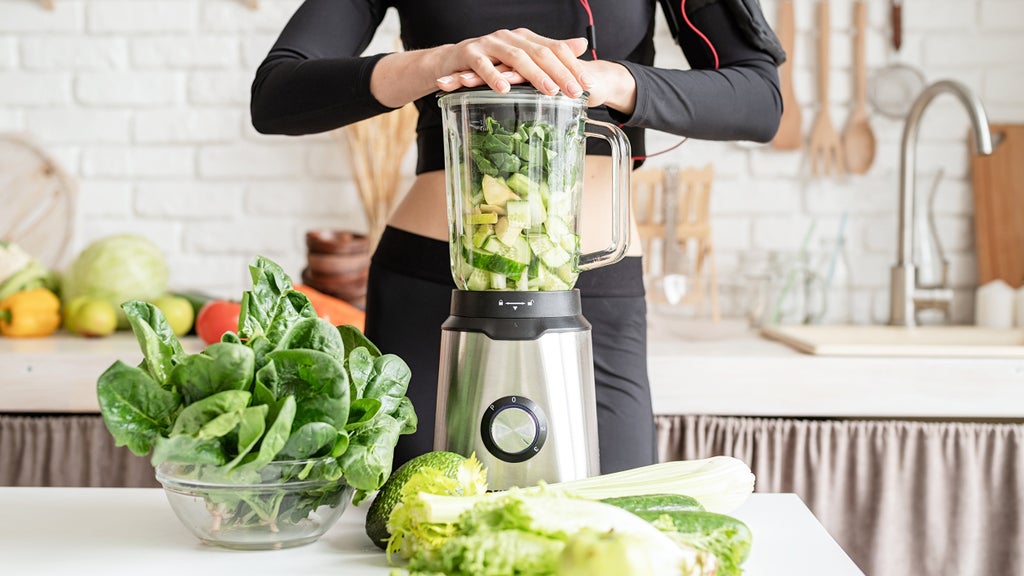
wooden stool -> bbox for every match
[631,167,667,279]
[631,164,719,321]
[671,164,719,321]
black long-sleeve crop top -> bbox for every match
[251,0,784,174]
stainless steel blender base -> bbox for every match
[434,290,600,490]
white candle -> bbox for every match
[975,280,1015,329]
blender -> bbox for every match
[435,87,631,489]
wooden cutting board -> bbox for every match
[972,123,1024,288]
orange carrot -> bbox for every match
[293,284,365,332]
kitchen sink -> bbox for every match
[761,324,1024,358]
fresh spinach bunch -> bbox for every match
[97,256,417,511]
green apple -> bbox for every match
[153,294,195,336]
[62,296,89,333]
[71,298,118,338]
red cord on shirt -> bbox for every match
[576,0,719,161]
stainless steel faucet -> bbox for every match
[889,80,994,327]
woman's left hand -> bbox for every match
[443,60,636,115]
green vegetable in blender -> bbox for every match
[458,116,582,291]
[96,255,417,534]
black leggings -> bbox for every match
[364,226,656,474]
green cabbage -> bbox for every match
[62,234,169,328]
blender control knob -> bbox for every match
[481,396,547,463]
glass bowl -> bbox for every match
[155,457,354,550]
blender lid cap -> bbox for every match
[436,85,589,102]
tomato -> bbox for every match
[195,300,242,345]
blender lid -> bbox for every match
[436,84,589,104]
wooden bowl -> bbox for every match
[307,252,371,277]
[306,230,370,255]
[302,267,368,301]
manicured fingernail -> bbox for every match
[501,71,517,79]
[580,73,595,88]
[459,72,477,80]
[496,79,510,93]
[567,81,582,97]
[437,76,454,84]
[542,78,557,94]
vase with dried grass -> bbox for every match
[303,103,418,309]
[335,101,418,252]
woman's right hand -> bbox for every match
[434,29,592,99]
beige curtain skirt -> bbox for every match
[2,414,1020,575]
[0,414,157,488]
[657,414,1023,576]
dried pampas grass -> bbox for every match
[333,102,418,253]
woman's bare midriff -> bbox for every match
[387,156,644,257]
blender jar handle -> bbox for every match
[578,119,632,272]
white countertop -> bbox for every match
[3,319,1024,418]
[0,488,863,576]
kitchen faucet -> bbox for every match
[889,80,994,327]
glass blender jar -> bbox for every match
[434,87,631,488]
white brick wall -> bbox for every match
[0,0,1021,319]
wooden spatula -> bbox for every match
[772,0,802,151]
[808,0,844,176]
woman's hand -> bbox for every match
[372,28,635,116]
[434,29,592,98]
[434,31,638,116]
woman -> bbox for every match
[252,0,784,473]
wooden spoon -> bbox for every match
[842,0,876,174]
[772,0,801,150]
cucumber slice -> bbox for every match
[490,273,507,290]
[506,200,531,229]
[515,270,531,291]
[467,268,489,290]
[528,195,547,226]
[553,262,578,286]
[559,233,579,254]
[464,245,526,278]
[545,216,570,241]
[538,243,571,269]
[506,172,533,197]
[484,236,529,266]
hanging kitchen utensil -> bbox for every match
[869,0,925,119]
[808,0,844,177]
[772,0,802,151]
[0,133,76,270]
[972,124,1024,288]
[842,0,876,174]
